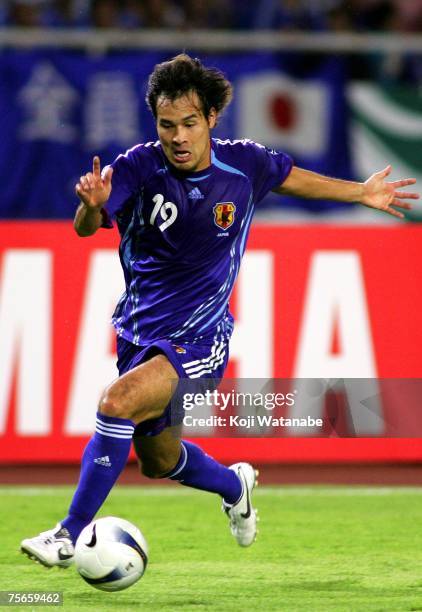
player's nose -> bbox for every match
[172,126,188,145]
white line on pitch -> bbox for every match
[1,486,422,496]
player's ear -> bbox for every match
[207,108,217,129]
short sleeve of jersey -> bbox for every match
[101,144,152,227]
[244,141,293,204]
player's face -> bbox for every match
[156,93,216,172]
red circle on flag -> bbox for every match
[269,94,296,130]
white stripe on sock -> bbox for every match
[96,422,134,435]
[167,443,188,478]
[95,429,134,439]
[96,418,134,431]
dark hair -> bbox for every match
[146,54,233,120]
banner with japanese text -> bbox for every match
[0,222,421,463]
[0,51,351,218]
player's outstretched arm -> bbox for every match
[73,156,113,237]
[274,165,419,219]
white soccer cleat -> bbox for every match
[223,462,258,547]
[21,524,75,568]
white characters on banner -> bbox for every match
[291,251,382,435]
[17,63,140,147]
[18,62,79,143]
[0,250,52,434]
[66,251,122,434]
[84,72,140,149]
[0,248,383,436]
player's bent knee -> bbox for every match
[98,392,133,421]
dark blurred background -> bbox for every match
[2,0,422,84]
[3,1,422,38]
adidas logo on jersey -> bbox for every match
[188,187,204,200]
[94,455,112,467]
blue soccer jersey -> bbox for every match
[102,138,293,346]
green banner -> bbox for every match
[348,83,422,222]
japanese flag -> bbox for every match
[237,71,328,156]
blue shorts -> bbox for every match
[116,334,229,437]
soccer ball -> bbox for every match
[74,516,148,592]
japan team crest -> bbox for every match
[213,202,236,230]
[173,345,187,354]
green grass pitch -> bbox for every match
[1,485,422,611]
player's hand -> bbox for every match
[75,156,113,210]
[361,165,419,219]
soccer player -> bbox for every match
[21,54,418,567]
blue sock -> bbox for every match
[62,412,135,543]
[167,440,242,504]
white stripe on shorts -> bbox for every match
[187,353,227,378]
[183,345,226,376]
[181,334,223,369]
[182,339,225,374]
